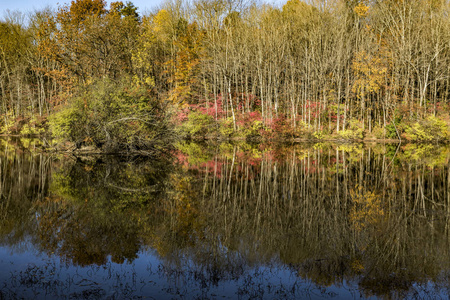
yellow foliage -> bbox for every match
[351,259,365,273]
[167,174,205,242]
[152,9,172,39]
[350,186,384,232]
[165,22,205,106]
[352,50,387,99]
[354,3,369,18]
[337,144,363,154]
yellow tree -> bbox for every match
[41,0,140,82]
[166,21,205,105]
[34,10,74,108]
[133,8,205,107]
[132,9,174,99]
[52,0,107,80]
[352,49,387,130]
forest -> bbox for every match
[2,0,450,152]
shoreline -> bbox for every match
[0,135,427,155]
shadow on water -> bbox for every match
[1,138,450,298]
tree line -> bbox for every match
[2,0,450,146]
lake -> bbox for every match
[1,138,450,299]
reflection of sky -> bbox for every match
[2,244,447,299]
[0,245,382,299]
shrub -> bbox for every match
[48,103,86,143]
[180,111,216,138]
[20,123,45,136]
[238,111,264,139]
[338,120,364,140]
[372,125,384,139]
[404,116,449,142]
[385,124,399,139]
[218,117,234,138]
[313,130,326,140]
[1,113,34,135]
[49,77,173,153]
[272,116,295,139]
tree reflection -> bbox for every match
[33,156,172,266]
[2,141,450,298]
[0,138,50,245]
[168,142,450,299]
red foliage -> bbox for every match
[236,111,262,128]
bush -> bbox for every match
[238,111,264,139]
[218,117,234,138]
[404,116,449,142]
[313,130,326,140]
[49,77,173,153]
[179,111,216,139]
[372,125,384,139]
[48,102,86,143]
[270,115,295,139]
[338,120,364,140]
[385,124,398,139]
[20,123,45,136]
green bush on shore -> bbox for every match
[404,116,449,142]
[177,111,216,139]
[49,77,174,153]
[338,120,364,140]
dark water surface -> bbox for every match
[1,139,450,299]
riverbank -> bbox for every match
[1,110,448,156]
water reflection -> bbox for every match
[172,142,450,299]
[1,138,450,298]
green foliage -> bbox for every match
[218,117,234,138]
[48,101,85,143]
[371,125,385,139]
[385,124,398,139]
[179,112,216,139]
[175,141,215,164]
[338,120,364,140]
[20,123,45,136]
[49,77,173,152]
[404,116,449,142]
[385,144,398,158]
[399,144,449,168]
[313,130,326,140]
[241,120,264,139]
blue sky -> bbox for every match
[0,0,286,21]
[0,0,163,16]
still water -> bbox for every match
[1,138,450,299]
